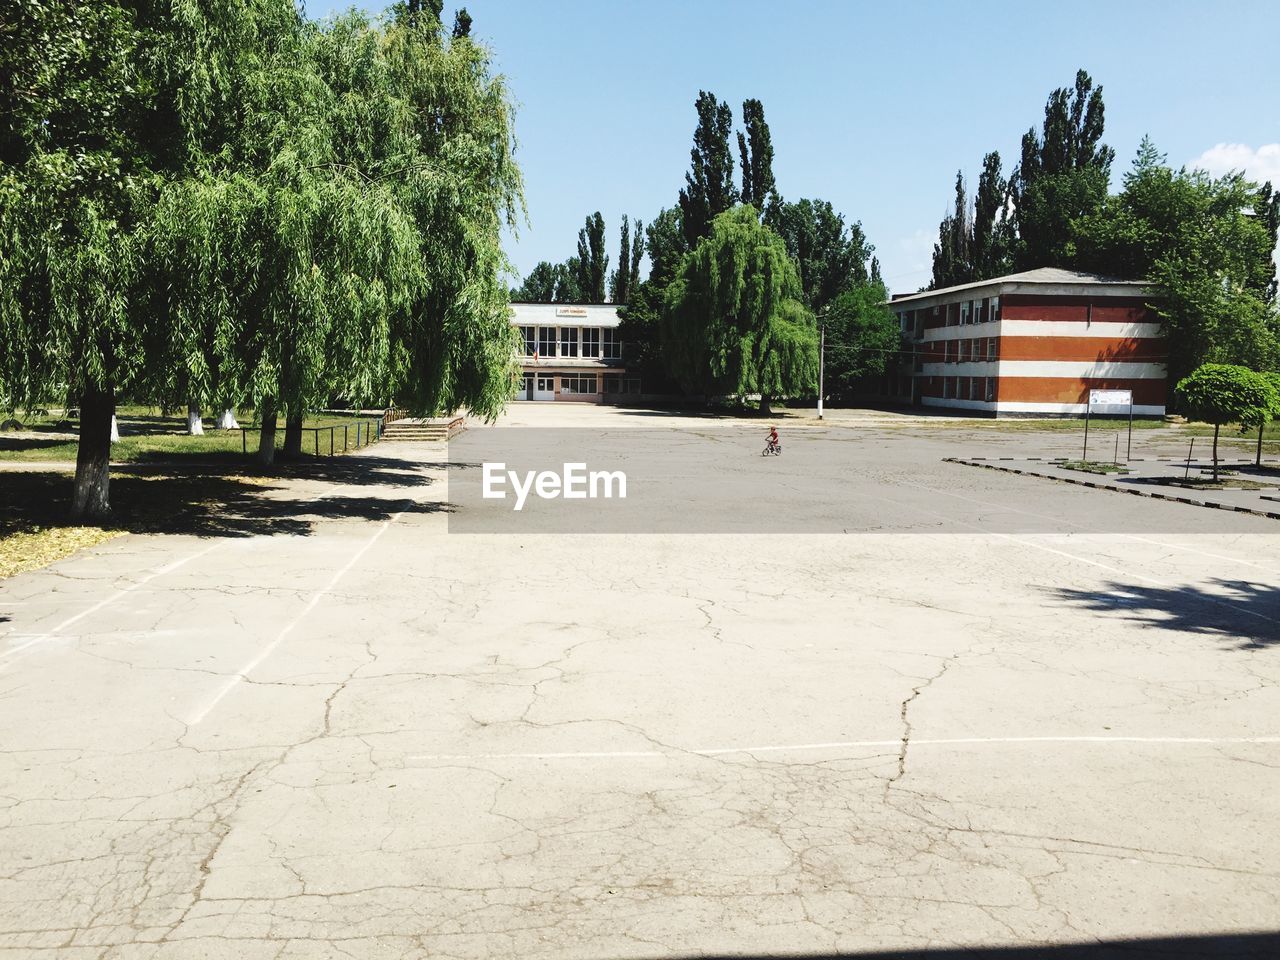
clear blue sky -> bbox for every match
[310,0,1280,296]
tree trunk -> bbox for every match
[283,411,304,458]
[256,398,278,467]
[1212,423,1220,482]
[1258,424,1265,468]
[186,403,204,436]
[215,407,240,430]
[758,394,772,415]
[71,387,114,520]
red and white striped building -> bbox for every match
[888,268,1165,416]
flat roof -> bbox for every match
[887,268,1150,311]
[511,302,621,328]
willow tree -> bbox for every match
[0,1,172,518]
[154,6,523,466]
[376,9,525,421]
[660,205,817,410]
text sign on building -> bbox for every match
[555,306,589,318]
[1089,389,1132,406]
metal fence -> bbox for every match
[238,412,389,458]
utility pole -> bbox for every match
[817,315,826,420]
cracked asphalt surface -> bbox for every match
[1,406,1279,958]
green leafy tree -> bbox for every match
[661,205,817,411]
[608,215,645,304]
[931,152,1013,288]
[1245,371,1280,466]
[617,208,685,382]
[0,0,188,517]
[513,262,560,302]
[678,91,737,248]
[452,8,472,38]
[822,283,901,401]
[1175,363,1277,480]
[737,98,777,212]
[767,198,873,310]
[1249,181,1279,303]
[972,151,1012,278]
[1011,69,1114,269]
[1073,138,1280,392]
[574,211,608,302]
[931,172,972,288]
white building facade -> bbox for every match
[511,303,641,402]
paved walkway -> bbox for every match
[1,415,1279,957]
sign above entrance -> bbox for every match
[1089,389,1133,405]
[555,306,589,318]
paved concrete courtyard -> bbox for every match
[1,406,1278,958]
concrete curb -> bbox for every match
[945,457,1280,522]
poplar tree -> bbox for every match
[737,98,777,212]
[574,212,608,302]
[678,91,737,248]
[931,173,972,288]
[609,215,646,304]
[1011,69,1114,269]
[661,206,817,410]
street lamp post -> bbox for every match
[817,312,827,421]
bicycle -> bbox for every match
[762,440,782,456]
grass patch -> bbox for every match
[939,417,1168,432]
[0,408,381,463]
[1057,460,1132,475]
[1158,477,1278,491]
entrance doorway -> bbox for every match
[533,374,555,401]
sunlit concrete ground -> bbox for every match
[1,404,1277,958]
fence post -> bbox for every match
[314,429,319,456]
[330,426,334,456]
[241,428,246,454]
[344,424,348,452]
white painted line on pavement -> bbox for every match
[1,477,357,669]
[408,735,1280,762]
[185,504,406,725]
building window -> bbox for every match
[560,326,578,358]
[959,339,970,362]
[519,326,536,356]
[582,327,601,358]
[947,303,959,326]
[985,377,996,402]
[990,297,1001,324]
[975,299,986,324]
[988,337,998,361]
[538,326,556,357]
[602,329,621,360]
[943,340,952,364]
[959,301,970,325]
[561,374,598,395]
[943,377,954,399]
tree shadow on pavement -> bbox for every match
[0,469,447,542]
[1052,578,1280,649]
[662,931,1280,958]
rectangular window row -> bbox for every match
[940,337,999,363]
[560,374,598,395]
[523,326,620,360]
[940,376,996,402]
[944,296,1001,327]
